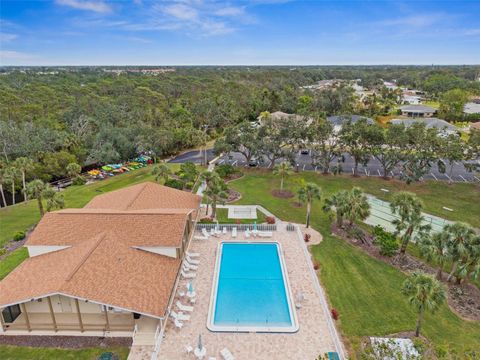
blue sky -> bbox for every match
[1,0,479,65]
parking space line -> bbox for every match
[459,175,467,182]
[430,173,438,181]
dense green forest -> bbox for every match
[0,66,479,185]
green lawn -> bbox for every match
[0,247,28,280]
[0,345,129,360]
[229,170,480,355]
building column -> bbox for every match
[20,303,31,332]
[0,309,6,332]
[104,306,110,331]
[74,299,84,333]
[47,297,57,332]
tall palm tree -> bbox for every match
[43,186,65,212]
[200,170,220,187]
[297,182,321,228]
[13,157,34,202]
[390,192,430,255]
[4,165,19,206]
[323,190,350,227]
[152,163,172,183]
[0,167,7,207]
[418,231,450,280]
[204,177,229,218]
[402,271,445,337]
[444,222,477,283]
[26,179,48,217]
[344,187,370,226]
[273,161,292,191]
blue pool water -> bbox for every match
[212,243,293,329]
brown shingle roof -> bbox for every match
[0,182,200,318]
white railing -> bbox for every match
[151,323,164,360]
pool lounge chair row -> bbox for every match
[194,227,273,240]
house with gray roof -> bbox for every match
[390,118,458,137]
[464,102,480,114]
[399,105,436,118]
[326,115,374,132]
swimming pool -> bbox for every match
[207,242,298,332]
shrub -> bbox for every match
[313,261,320,270]
[215,164,236,178]
[331,308,339,320]
[13,231,26,241]
[199,217,214,224]
[164,178,184,190]
[0,248,6,256]
[373,225,399,256]
[72,176,86,185]
[184,181,194,190]
[266,216,276,224]
[304,233,311,242]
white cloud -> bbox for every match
[0,33,18,42]
[161,3,199,21]
[378,13,446,28]
[56,0,112,13]
[215,6,245,17]
[0,50,37,63]
[465,28,480,36]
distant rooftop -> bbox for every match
[390,118,456,131]
[399,104,436,113]
[464,102,480,114]
[327,115,374,126]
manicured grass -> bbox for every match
[0,345,129,360]
[0,247,28,280]
[229,170,480,355]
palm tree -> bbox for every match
[200,170,219,187]
[418,231,450,280]
[390,192,430,255]
[13,157,34,202]
[4,165,19,206]
[402,271,445,337]
[344,187,370,226]
[444,222,477,284]
[26,179,48,217]
[297,182,321,228]
[43,186,65,212]
[323,190,350,227]
[0,167,7,207]
[273,161,292,191]
[66,162,82,179]
[204,177,229,218]
[152,163,172,183]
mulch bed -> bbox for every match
[226,189,241,203]
[291,201,303,208]
[0,335,132,349]
[332,224,480,322]
[271,189,294,198]
[224,172,244,182]
[0,239,27,261]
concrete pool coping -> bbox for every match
[206,241,299,333]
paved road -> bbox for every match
[168,149,216,164]
[217,151,479,183]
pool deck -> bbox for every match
[158,223,342,360]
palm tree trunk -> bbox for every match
[415,309,424,337]
[37,196,45,217]
[0,185,6,207]
[11,182,15,205]
[336,211,343,227]
[399,228,413,254]
[280,177,284,191]
[436,267,443,281]
[211,201,217,218]
[306,202,311,228]
[353,160,359,177]
[447,262,458,282]
[22,171,27,202]
[383,166,389,179]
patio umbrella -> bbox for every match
[188,281,194,294]
[253,221,257,232]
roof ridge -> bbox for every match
[123,182,149,210]
[64,233,107,282]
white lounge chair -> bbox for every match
[173,318,183,329]
[181,270,196,279]
[186,255,200,265]
[187,251,200,258]
[170,310,190,321]
[194,235,208,241]
[220,348,235,360]
[176,300,194,312]
[183,263,198,272]
[245,229,251,238]
[222,227,227,234]
[186,345,193,354]
[232,227,237,238]
[210,228,216,237]
[201,228,210,238]
[258,231,273,238]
